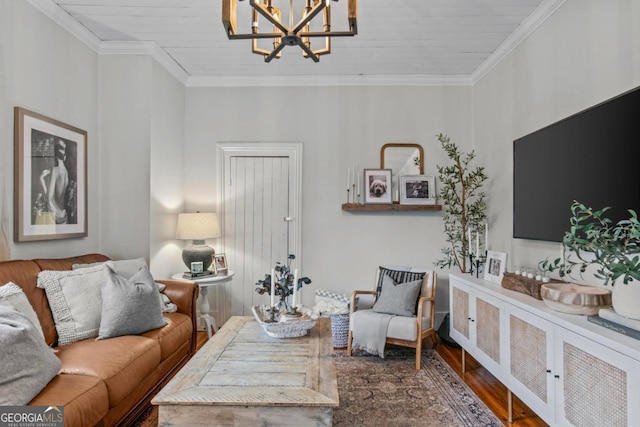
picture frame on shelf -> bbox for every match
[363,169,392,204]
[14,107,88,242]
[484,251,508,284]
[213,253,228,275]
[399,175,436,205]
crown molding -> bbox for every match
[26,1,189,85]
[471,0,567,84]
[100,41,189,85]
[27,0,101,51]
[186,74,473,88]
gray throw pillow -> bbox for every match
[0,301,61,405]
[375,267,426,300]
[98,265,167,339]
[372,274,423,317]
[37,265,105,346]
[0,282,44,339]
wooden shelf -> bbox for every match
[341,203,442,212]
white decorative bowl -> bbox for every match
[252,305,318,338]
[540,283,612,315]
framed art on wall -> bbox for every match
[484,251,508,284]
[363,169,392,204]
[14,107,88,242]
[399,175,436,205]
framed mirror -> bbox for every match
[380,143,424,202]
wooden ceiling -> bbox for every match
[30,0,566,85]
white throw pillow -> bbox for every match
[98,265,168,339]
[37,264,105,346]
[0,282,44,338]
[72,257,147,279]
[0,301,61,405]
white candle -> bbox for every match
[292,269,299,309]
[485,223,488,251]
[352,165,356,187]
[270,269,276,308]
[356,172,360,195]
[346,167,350,189]
[476,231,479,255]
[467,227,472,254]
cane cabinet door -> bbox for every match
[450,279,473,350]
[449,277,504,378]
[473,291,504,377]
[554,326,640,427]
[504,304,555,425]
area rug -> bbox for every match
[133,348,501,427]
[333,348,501,426]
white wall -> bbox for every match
[149,61,186,279]
[99,55,152,260]
[99,55,187,277]
[185,85,474,318]
[474,0,640,285]
[0,0,100,260]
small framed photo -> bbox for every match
[209,260,218,276]
[190,261,204,274]
[399,175,436,205]
[14,107,88,242]
[213,253,228,275]
[484,251,508,284]
[364,169,392,204]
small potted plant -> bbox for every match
[539,201,640,318]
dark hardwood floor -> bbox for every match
[196,331,208,351]
[195,332,547,427]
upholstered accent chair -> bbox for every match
[346,266,437,370]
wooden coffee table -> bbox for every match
[152,316,338,426]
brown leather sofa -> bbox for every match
[0,254,199,427]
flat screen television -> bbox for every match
[513,85,640,242]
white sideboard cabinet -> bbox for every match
[449,273,640,426]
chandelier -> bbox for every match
[222,0,358,62]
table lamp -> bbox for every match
[175,212,220,273]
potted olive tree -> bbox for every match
[539,201,640,318]
[434,134,488,273]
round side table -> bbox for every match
[172,271,235,338]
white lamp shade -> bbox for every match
[175,212,221,240]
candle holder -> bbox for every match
[468,252,487,278]
[284,306,303,317]
[263,306,278,323]
[346,188,351,204]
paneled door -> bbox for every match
[218,143,302,317]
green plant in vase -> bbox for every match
[539,201,640,285]
[434,133,488,273]
[539,201,640,318]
